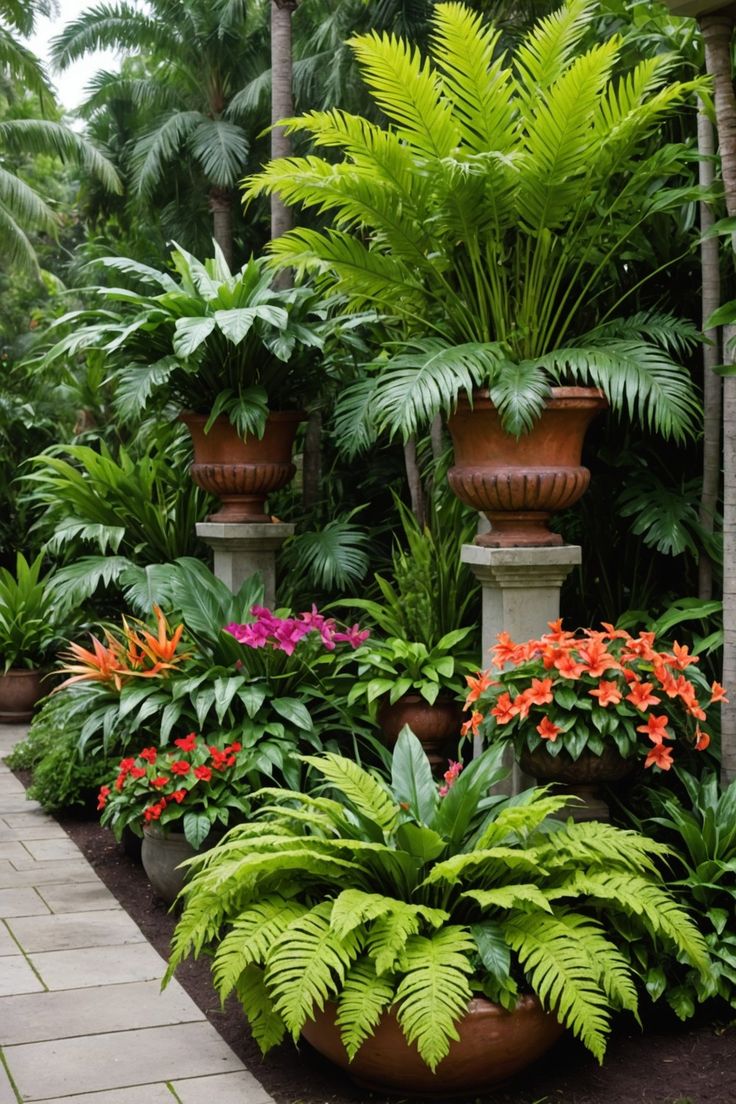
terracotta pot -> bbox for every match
[141,824,221,904]
[520,744,635,821]
[447,387,607,548]
[181,410,304,523]
[377,693,463,771]
[301,995,564,1097]
[0,668,44,723]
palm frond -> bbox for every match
[131,111,204,197]
[0,119,122,193]
[190,118,250,188]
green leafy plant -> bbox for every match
[40,246,327,436]
[467,621,722,770]
[165,730,709,1069]
[0,551,68,671]
[347,629,475,713]
[246,0,703,447]
[632,771,736,1016]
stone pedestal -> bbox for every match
[196,521,294,605]
[462,544,582,791]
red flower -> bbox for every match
[97,785,110,811]
[227,741,242,753]
[118,757,136,775]
[151,776,169,789]
[636,714,670,745]
[645,742,674,770]
[625,681,661,711]
[139,747,158,764]
[536,716,561,742]
[175,732,198,753]
[193,765,212,782]
[143,800,166,821]
[170,760,190,776]
[170,789,187,803]
[129,766,146,779]
[589,680,622,707]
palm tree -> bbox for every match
[0,2,121,273]
[51,0,270,268]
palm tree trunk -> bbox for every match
[404,437,426,527]
[209,187,234,270]
[270,0,298,242]
[697,104,722,601]
[701,11,736,785]
[302,410,322,509]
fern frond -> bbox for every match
[504,909,613,1062]
[265,902,365,1037]
[331,888,447,940]
[336,957,396,1059]
[538,820,667,875]
[301,753,400,832]
[423,847,544,888]
[235,964,286,1053]
[212,897,309,1001]
[462,884,553,914]
[394,927,474,1070]
[474,794,569,849]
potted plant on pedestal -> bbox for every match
[246,0,704,545]
[164,730,709,1096]
[464,620,724,818]
[0,553,69,722]
[41,246,327,522]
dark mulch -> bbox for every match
[38,797,736,1104]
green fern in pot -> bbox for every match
[165,730,709,1095]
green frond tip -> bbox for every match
[212,896,309,1002]
[336,958,396,1060]
[394,927,474,1070]
[301,753,400,832]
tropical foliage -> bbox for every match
[0,551,69,670]
[247,0,704,446]
[165,731,709,1067]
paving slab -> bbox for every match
[32,1088,175,1104]
[19,839,80,862]
[2,812,60,829]
[0,843,29,863]
[0,796,43,814]
[0,860,99,890]
[0,923,17,956]
[0,775,23,792]
[7,910,145,953]
[28,942,166,990]
[6,1021,245,1100]
[0,889,49,919]
[0,826,67,842]
[0,979,204,1045]
[0,955,44,997]
[0,1059,17,1104]
[173,1070,276,1103]
[35,882,118,914]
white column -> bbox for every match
[196,521,294,605]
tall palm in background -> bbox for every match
[51,0,270,267]
[0,0,120,272]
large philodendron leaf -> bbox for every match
[390,727,438,825]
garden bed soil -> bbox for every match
[48,808,736,1104]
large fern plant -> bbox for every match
[166,730,709,1069]
[245,0,703,446]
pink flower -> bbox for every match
[438,760,463,797]
[333,624,371,648]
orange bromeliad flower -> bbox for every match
[56,635,127,690]
[626,681,661,711]
[589,680,622,707]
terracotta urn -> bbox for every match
[181,410,304,523]
[301,995,564,1097]
[0,668,44,723]
[446,386,607,547]
[377,693,463,771]
[520,744,635,821]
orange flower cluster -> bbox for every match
[57,606,190,691]
[463,620,727,771]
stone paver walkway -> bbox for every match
[0,725,275,1104]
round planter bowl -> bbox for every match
[181,410,304,523]
[377,693,463,771]
[0,668,44,723]
[301,995,564,1098]
[520,744,635,822]
[141,825,221,905]
[447,387,607,548]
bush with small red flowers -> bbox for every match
[464,620,727,771]
[98,733,253,848]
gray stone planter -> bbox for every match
[141,825,206,904]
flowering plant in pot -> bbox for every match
[165,729,708,1096]
[41,246,328,521]
[246,1,703,544]
[464,620,725,814]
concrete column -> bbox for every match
[196,521,294,605]
[462,544,582,790]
